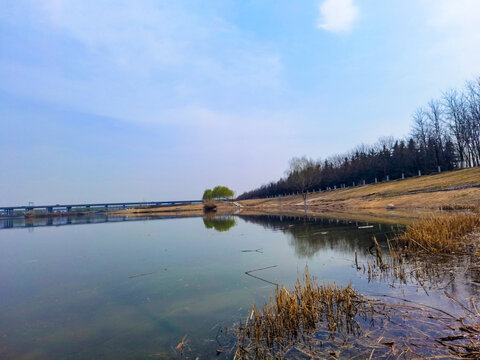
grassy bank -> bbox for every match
[238,167,480,220]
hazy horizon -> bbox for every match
[2,0,480,206]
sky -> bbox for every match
[1,0,480,205]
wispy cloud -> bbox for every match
[316,0,359,33]
[423,0,480,81]
[0,0,284,125]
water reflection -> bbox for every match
[1,213,477,359]
[0,214,202,230]
[202,214,236,232]
[239,215,400,258]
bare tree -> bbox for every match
[412,108,429,150]
[286,156,319,207]
[443,90,469,168]
[466,78,480,166]
[425,99,445,167]
[238,77,480,201]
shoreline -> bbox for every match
[4,168,479,224]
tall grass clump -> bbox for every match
[395,213,480,254]
[235,268,374,359]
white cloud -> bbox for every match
[317,0,359,33]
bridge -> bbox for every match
[0,200,204,216]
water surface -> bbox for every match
[0,214,475,359]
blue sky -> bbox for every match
[1,0,480,205]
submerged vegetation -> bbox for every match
[235,269,376,359]
[234,266,480,359]
[233,213,480,359]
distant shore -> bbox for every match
[109,202,238,217]
[7,167,479,224]
[237,167,480,221]
[112,167,479,224]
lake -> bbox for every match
[0,214,476,359]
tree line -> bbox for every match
[238,77,480,200]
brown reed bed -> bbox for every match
[395,213,480,254]
[353,213,480,358]
[232,266,480,359]
[359,213,480,289]
[234,268,379,359]
[231,214,480,359]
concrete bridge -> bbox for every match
[0,200,204,216]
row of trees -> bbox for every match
[202,186,235,200]
[238,77,480,200]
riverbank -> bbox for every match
[109,202,238,217]
[237,167,480,221]
[106,168,480,224]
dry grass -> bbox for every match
[238,167,480,218]
[232,214,480,359]
[233,265,480,359]
[109,202,236,217]
[354,214,480,358]
[235,268,374,359]
[358,213,480,290]
[395,213,480,254]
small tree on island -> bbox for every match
[202,189,213,200]
[203,186,235,200]
[286,156,319,207]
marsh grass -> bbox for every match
[360,213,480,292]
[235,268,378,359]
[232,214,480,359]
[395,213,480,254]
[232,266,479,359]
[354,213,480,358]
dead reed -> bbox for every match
[235,268,375,359]
[395,213,480,254]
[358,213,480,293]
[355,213,480,358]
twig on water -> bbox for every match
[241,248,263,253]
[245,265,278,274]
[244,265,279,286]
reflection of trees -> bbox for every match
[239,215,399,258]
[203,215,236,232]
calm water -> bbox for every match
[0,214,476,359]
